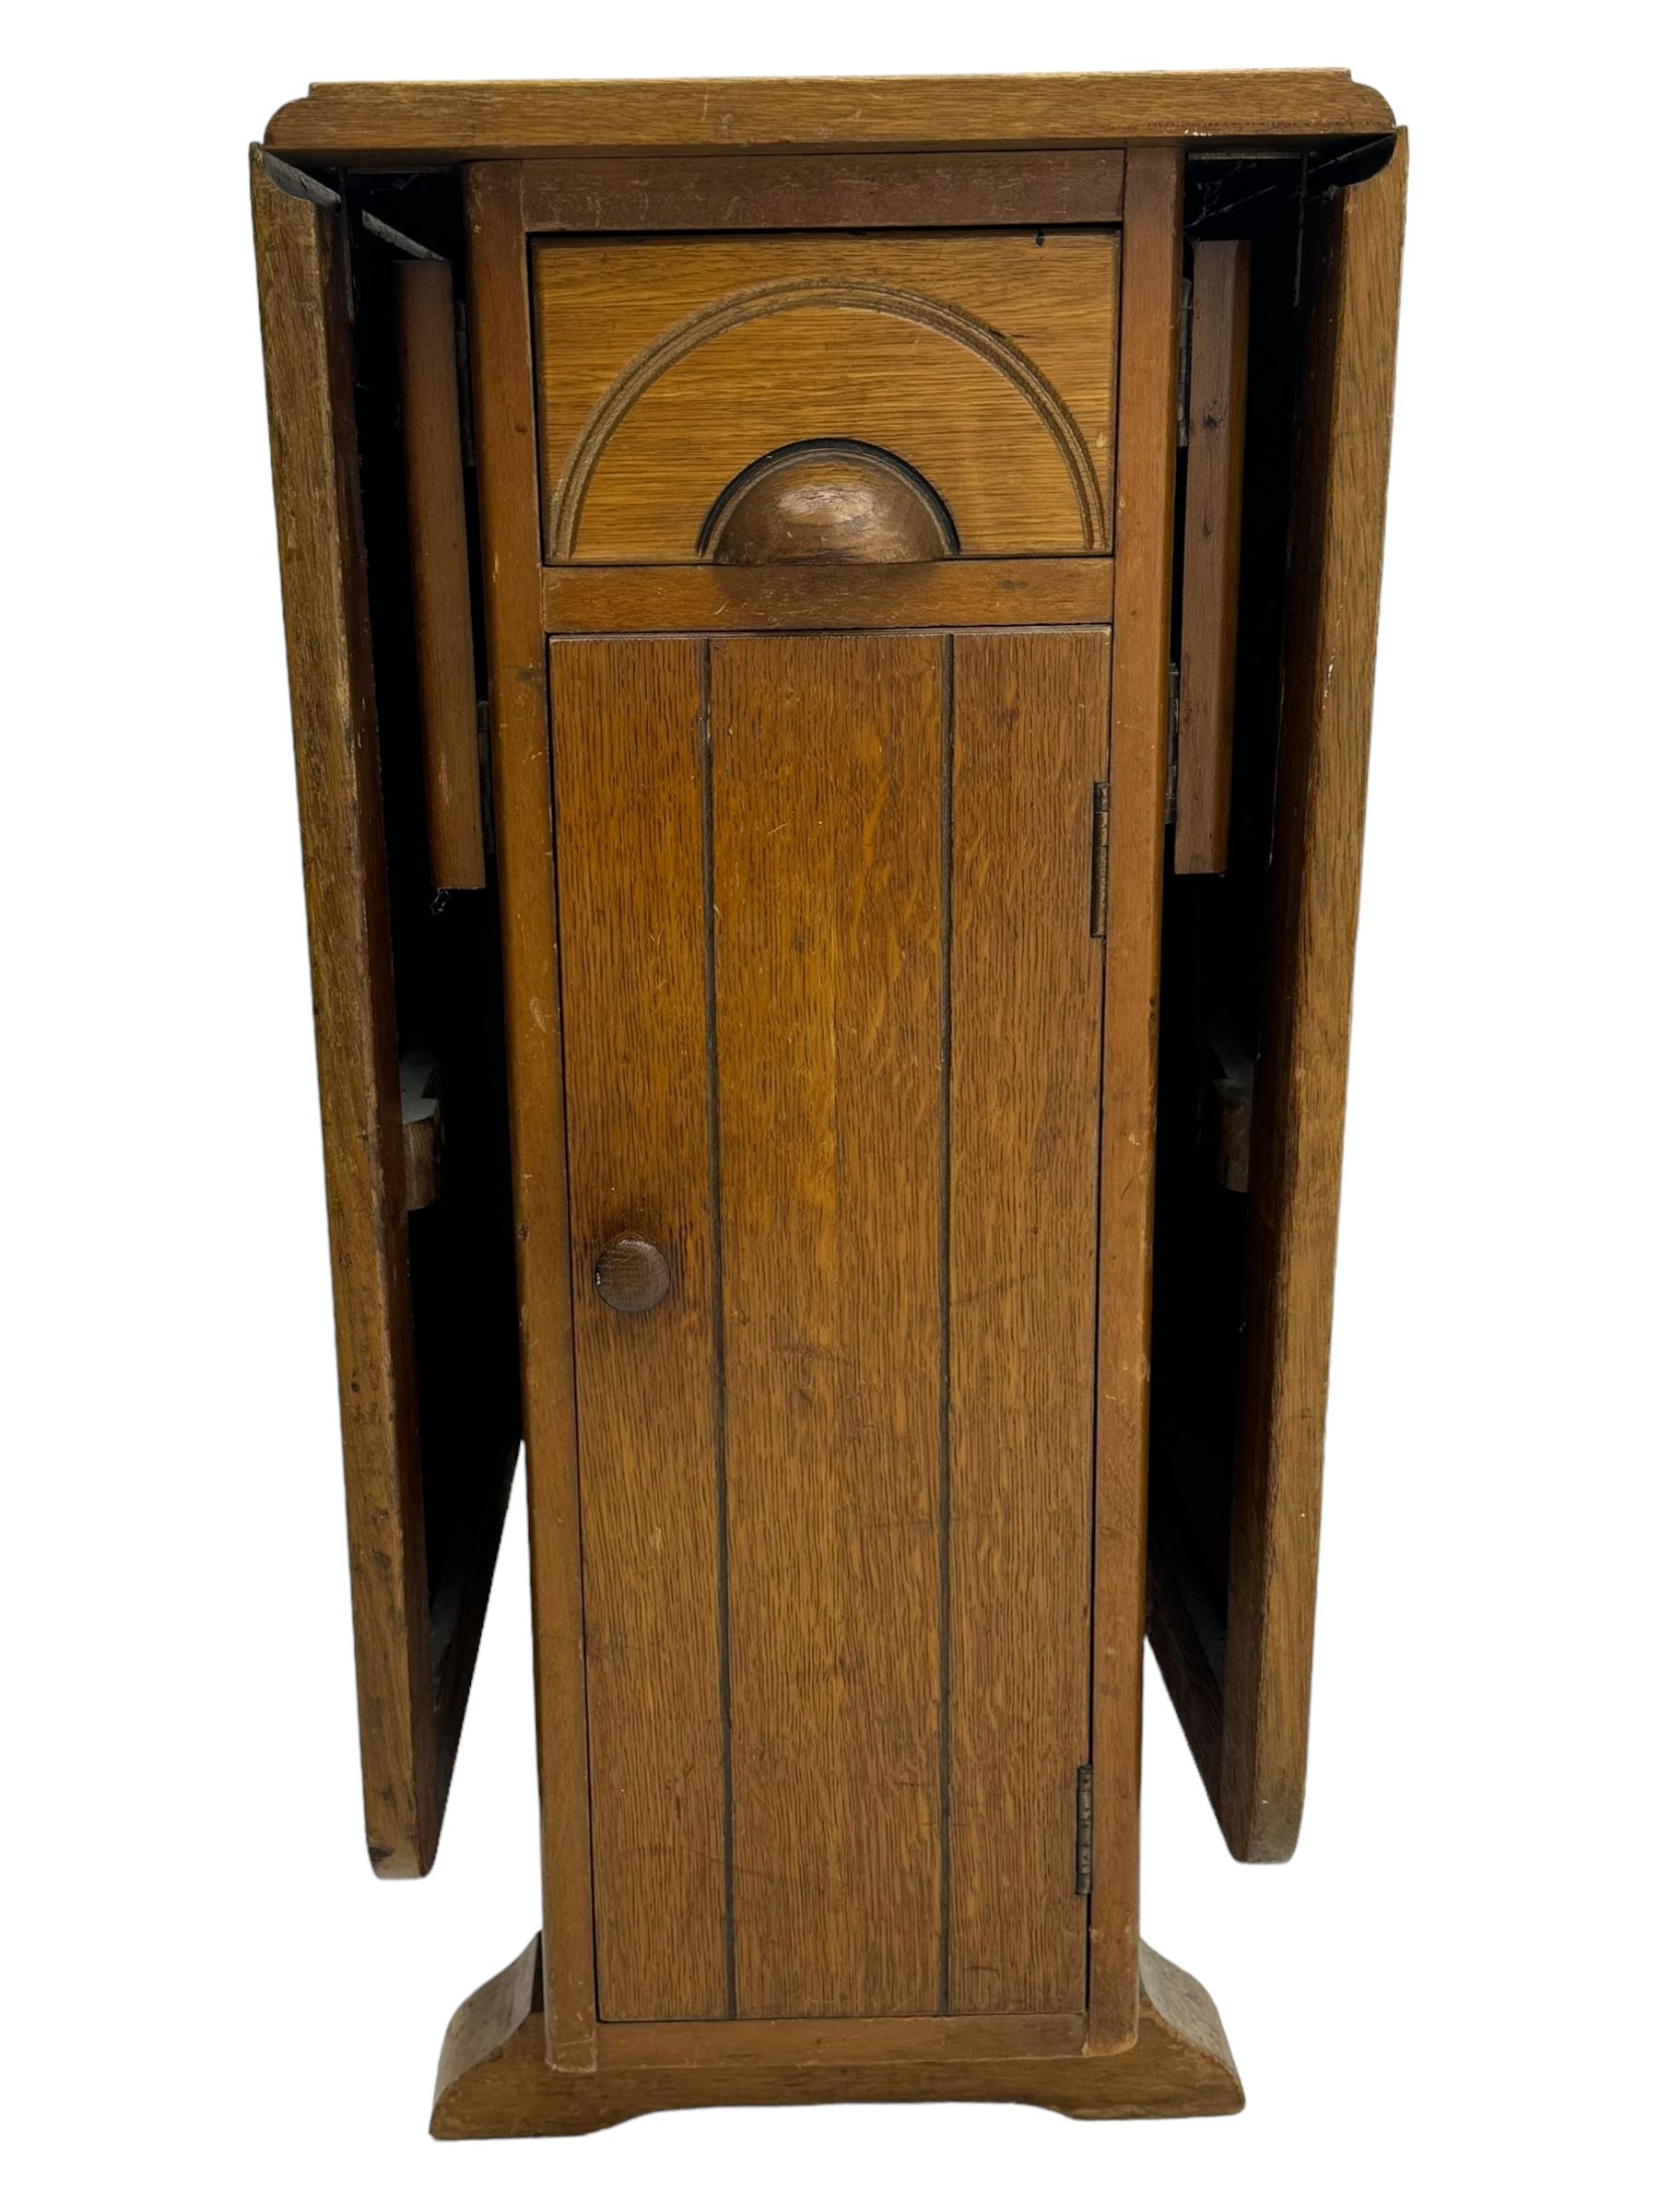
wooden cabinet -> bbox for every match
[253,69,1406,2136]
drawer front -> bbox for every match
[532,229,1120,563]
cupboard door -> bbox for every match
[553,627,1108,2021]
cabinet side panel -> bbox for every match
[550,639,730,2020]
[251,148,435,1877]
[947,629,1108,2014]
[1222,136,1407,1862]
[715,633,945,2019]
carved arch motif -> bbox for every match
[548,278,1108,559]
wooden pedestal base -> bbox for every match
[431,1938,1243,2136]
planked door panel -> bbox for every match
[712,633,947,2019]
[550,627,1110,2024]
[548,639,729,2021]
[946,629,1108,2013]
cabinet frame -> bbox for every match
[465,147,1182,2068]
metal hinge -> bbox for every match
[1176,274,1194,449]
[1088,782,1110,938]
[1074,1764,1094,1896]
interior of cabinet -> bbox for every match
[1150,155,1310,1726]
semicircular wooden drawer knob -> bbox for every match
[594,1235,671,1314]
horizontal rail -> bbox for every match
[523,149,1123,232]
[596,2010,1088,2070]
[541,558,1113,634]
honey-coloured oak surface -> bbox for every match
[533,230,1120,560]
[265,70,1394,163]
[520,150,1125,233]
[1175,240,1251,877]
[392,256,486,892]
[946,629,1108,2017]
[715,630,947,2021]
[1146,136,1407,1864]
[548,627,1110,2024]
[251,67,1406,2140]
[253,149,431,1872]
[704,443,957,564]
[1087,143,1184,2053]
[540,559,1113,633]
[1224,135,1408,1857]
[548,638,728,2024]
[430,1936,1242,2135]
[464,159,598,2073]
[252,149,517,1883]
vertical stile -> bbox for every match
[1088,144,1184,2053]
[464,161,599,2071]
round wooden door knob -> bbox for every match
[594,1235,671,1314]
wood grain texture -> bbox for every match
[542,560,1114,635]
[521,150,1124,232]
[251,148,436,1878]
[947,629,1108,2015]
[1222,135,1407,1863]
[597,2011,1085,2068]
[592,1234,672,1316]
[392,257,485,890]
[1088,146,1183,2053]
[1145,1535,1225,1783]
[464,160,597,2070]
[532,231,1119,559]
[548,639,728,2021]
[706,444,956,565]
[265,70,1394,163]
[713,633,944,2019]
[1175,240,1251,877]
[430,1936,1241,2135]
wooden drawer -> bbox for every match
[531,229,1120,563]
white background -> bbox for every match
[6,5,1654,2206]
